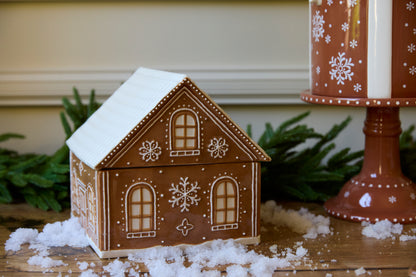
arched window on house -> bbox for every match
[211,177,239,231]
[126,183,156,238]
[170,110,200,156]
[87,185,96,232]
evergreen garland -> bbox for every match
[256,112,364,202]
[0,88,100,211]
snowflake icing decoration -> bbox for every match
[312,11,325,42]
[410,66,416,76]
[169,177,201,212]
[139,140,162,162]
[341,22,349,32]
[349,39,358,48]
[353,83,362,92]
[408,43,416,53]
[325,34,331,44]
[207,137,229,159]
[388,196,397,204]
[329,52,355,85]
[407,1,415,11]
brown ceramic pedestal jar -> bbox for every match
[301,92,416,223]
[307,0,416,223]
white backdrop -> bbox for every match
[0,1,415,155]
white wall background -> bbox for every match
[0,1,415,156]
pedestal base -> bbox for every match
[325,176,416,223]
[324,106,416,223]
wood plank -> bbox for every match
[1,202,416,276]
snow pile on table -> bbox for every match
[261,200,331,239]
[5,217,89,268]
[361,220,416,241]
[4,203,331,276]
[361,220,403,239]
[126,239,295,277]
[79,239,310,277]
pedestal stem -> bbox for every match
[361,107,403,179]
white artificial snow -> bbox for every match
[79,269,99,277]
[103,259,131,277]
[5,228,39,251]
[27,255,66,268]
[128,239,293,277]
[226,264,249,277]
[78,261,89,270]
[36,217,89,248]
[5,203,332,276]
[5,217,89,270]
[361,220,403,239]
[295,246,308,258]
[399,234,416,241]
[5,217,89,253]
[354,267,367,275]
[261,200,331,239]
[269,244,278,255]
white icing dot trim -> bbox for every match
[350,178,412,188]
[301,92,416,108]
[325,208,416,223]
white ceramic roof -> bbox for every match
[66,67,187,169]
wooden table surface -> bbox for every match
[1,202,415,276]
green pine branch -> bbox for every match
[0,87,100,211]
[256,112,364,202]
[257,113,416,202]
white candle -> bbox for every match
[367,0,393,98]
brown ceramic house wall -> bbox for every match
[104,161,260,251]
[70,153,103,250]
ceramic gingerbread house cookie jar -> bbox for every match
[66,67,271,258]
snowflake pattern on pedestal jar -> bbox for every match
[389,1,416,97]
[207,137,229,159]
[169,177,201,212]
[138,140,162,162]
[312,11,325,42]
[310,0,366,98]
[329,52,355,85]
